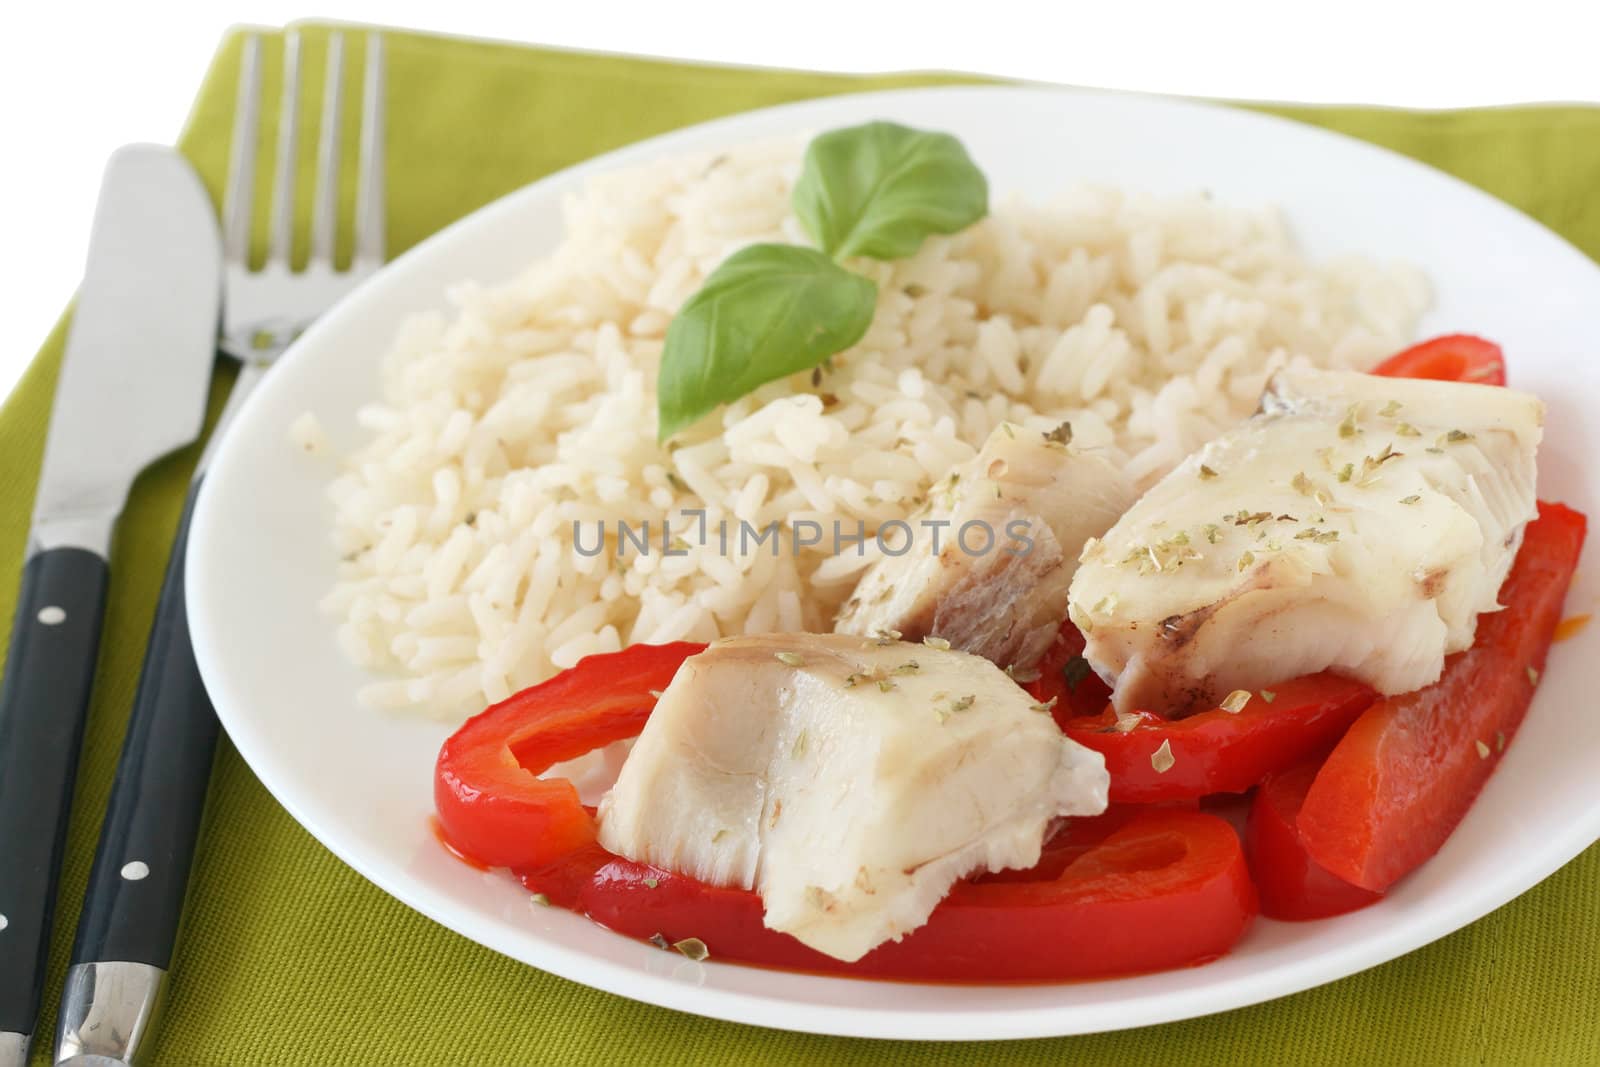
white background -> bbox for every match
[4,0,1599,405]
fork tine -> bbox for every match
[267,31,303,268]
[222,34,262,265]
[310,32,345,268]
[354,33,386,267]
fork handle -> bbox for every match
[68,480,218,977]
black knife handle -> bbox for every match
[0,545,109,1036]
[71,480,218,972]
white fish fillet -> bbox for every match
[835,423,1134,673]
[1068,365,1543,714]
[596,633,1109,962]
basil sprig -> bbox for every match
[656,122,988,442]
[656,244,876,441]
[794,122,989,261]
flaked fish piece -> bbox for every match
[596,632,1108,962]
[834,422,1134,673]
[1068,365,1543,714]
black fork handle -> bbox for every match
[71,480,219,971]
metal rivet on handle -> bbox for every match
[120,861,150,882]
[38,606,66,625]
[0,913,8,931]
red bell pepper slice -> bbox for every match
[1370,334,1506,386]
[524,806,1257,981]
[1246,763,1383,920]
[1025,618,1113,722]
[433,642,705,869]
[1062,673,1376,804]
[1297,502,1586,892]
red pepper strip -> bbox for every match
[433,642,706,869]
[1298,502,1586,892]
[1024,618,1113,723]
[1246,763,1383,920]
[522,808,1256,982]
[1370,334,1506,386]
[1062,673,1376,804]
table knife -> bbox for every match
[0,145,220,1067]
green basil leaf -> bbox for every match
[793,121,988,261]
[656,243,876,441]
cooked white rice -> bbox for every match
[318,137,1429,720]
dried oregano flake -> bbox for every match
[673,938,711,962]
[1219,690,1252,714]
[1061,655,1094,691]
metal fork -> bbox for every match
[53,30,387,1065]
[217,29,387,426]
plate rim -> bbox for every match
[188,81,1600,1041]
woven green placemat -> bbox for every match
[7,21,1600,1065]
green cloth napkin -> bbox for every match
[7,21,1600,1066]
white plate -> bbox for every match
[187,86,1600,1040]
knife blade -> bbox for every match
[29,147,221,558]
[0,144,220,1067]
